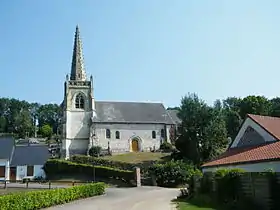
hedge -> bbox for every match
[197,169,265,209]
[0,182,105,210]
[148,160,201,187]
[70,155,157,174]
[44,159,135,183]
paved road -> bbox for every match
[45,186,180,210]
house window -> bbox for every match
[160,129,165,138]
[152,131,156,139]
[106,129,111,139]
[75,93,85,109]
[27,166,34,176]
[0,166,5,177]
[115,131,120,139]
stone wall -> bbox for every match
[94,123,168,153]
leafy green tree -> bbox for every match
[38,104,62,135]
[175,93,227,166]
[222,97,242,113]
[269,97,280,117]
[89,146,102,157]
[40,124,53,138]
[201,111,228,161]
[14,109,33,138]
[222,109,242,140]
[239,95,271,119]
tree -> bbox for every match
[14,109,33,138]
[269,97,280,117]
[201,111,228,161]
[213,99,222,111]
[38,104,62,134]
[222,109,242,140]
[0,97,62,138]
[40,124,53,138]
[175,93,228,166]
[239,95,271,119]
[222,97,242,113]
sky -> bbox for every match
[1,1,280,108]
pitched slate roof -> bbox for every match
[11,145,50,166]
[94,101,174,124]
[167,110,181,124]
[0,136,14,159]
[202,114,280,168]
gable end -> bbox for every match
[230,117,277,148]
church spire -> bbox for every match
[70,25,87,81]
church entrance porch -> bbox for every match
[131,139,139,152]
[128,136,142,152]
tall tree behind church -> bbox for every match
[0,98,61,138]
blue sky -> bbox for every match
[1,1,280,107]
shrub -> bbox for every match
[159,142,173,152]
[43,159,135,183]
[214,168,245,203]
[149,160,200,187]
[89,146,102,157]
[0,182,105,210]
[70,155,157,175]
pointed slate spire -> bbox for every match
[70,25,87,81]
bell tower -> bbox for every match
[61,25,96,159]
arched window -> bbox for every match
[115,131,120,139]
[75,93,85,109]
[152,131,156,139]
[106,129,111,139]
[160,129,165,138]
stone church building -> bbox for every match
[61,26,178,159]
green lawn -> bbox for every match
[176,201,217,210]
[101,152,170,163]
[174,197,221,210]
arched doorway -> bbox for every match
[131,139,139,152]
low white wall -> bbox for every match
[202,161,280,173]
[16,165,46,180]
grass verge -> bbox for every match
[101,152,171,163]
[173,195,222,210]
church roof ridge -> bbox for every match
[95,100,164,105]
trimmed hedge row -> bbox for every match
[44,159,135,183]
[70,155,157,174]
[0,182,105,210]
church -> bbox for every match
[61,26,179,159]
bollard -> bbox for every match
[4,181,7,189]
[93,166,96,182]
[48,181,51,189]
[135,167,141,187]
[151,174,157,186]
[26,180,29,188]
[72,181,75,186]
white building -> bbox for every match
[0,136,49,181]
[202,114,280,172]
[61,26,177,159]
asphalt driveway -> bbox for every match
[45,186,180,210]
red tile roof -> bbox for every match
[202,141,280,167]
[248,114,280,140]
[202,114,280,168]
